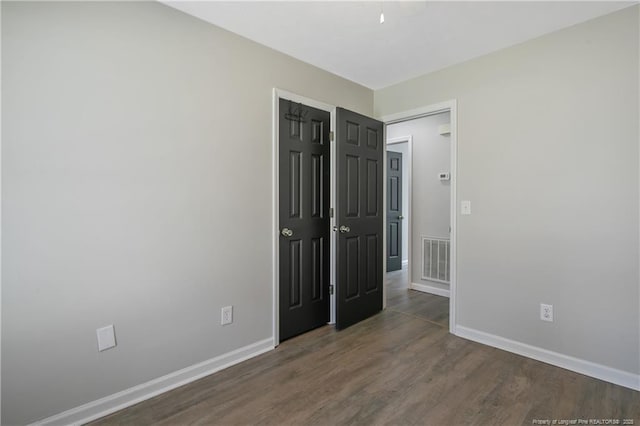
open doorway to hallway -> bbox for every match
[384,109,452,328]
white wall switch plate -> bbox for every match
[461,200,471,215]
[540,303,553,322]
[96,325,117,352]
[221,306,233,325]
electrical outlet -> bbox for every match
[540,303,553,322]
[221,306,233,325]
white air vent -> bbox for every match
[422,237,450,284]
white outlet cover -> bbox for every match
[540,304,553,322]
[96,325,117,352]
[221,306,233,325]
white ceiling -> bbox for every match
[163,1,635,89]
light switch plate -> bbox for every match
[96,325,117,352]
[461,200,471,215]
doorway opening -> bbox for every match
[382,101,457,334]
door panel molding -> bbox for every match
[288,239,302,308]
[365,234,379,293]
[366,159,379,217]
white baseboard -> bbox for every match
[401,260,409,265]
[456,326,640,391]
[410,282,450,298]
[32,338,275,426]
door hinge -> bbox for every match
[329,131,334,142]
[329,207,334,218]
[329,285,334,295]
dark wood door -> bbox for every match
[279,99,330,341]
[335,107,384,330]
[386,151,403,272]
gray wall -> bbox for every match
[386,142,409,264]
[4,2,639,424]
[387,113,451,290]
[376,6,640,375]
[1,2,372,424]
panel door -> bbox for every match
[335,107,384,330]
[279,99,330,341]
[386,151,403,272]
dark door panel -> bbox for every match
[336,108,384,330]
[387,151,403,271]
[279,99,330,341]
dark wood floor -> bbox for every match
[92,268,639,425]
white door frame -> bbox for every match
[385,136,413,291]
[380,99,458,335]
[272,89,337,346]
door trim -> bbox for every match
[380,99,458,335]
[272,89,337,345]
[385,136,413,295]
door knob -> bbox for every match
[339,225,350,233]
[281,228,294,237]
[398,215,404,220]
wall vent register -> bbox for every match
[422,237,450,284]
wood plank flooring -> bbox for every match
[92,268,639,426]
[385,268,449,328]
